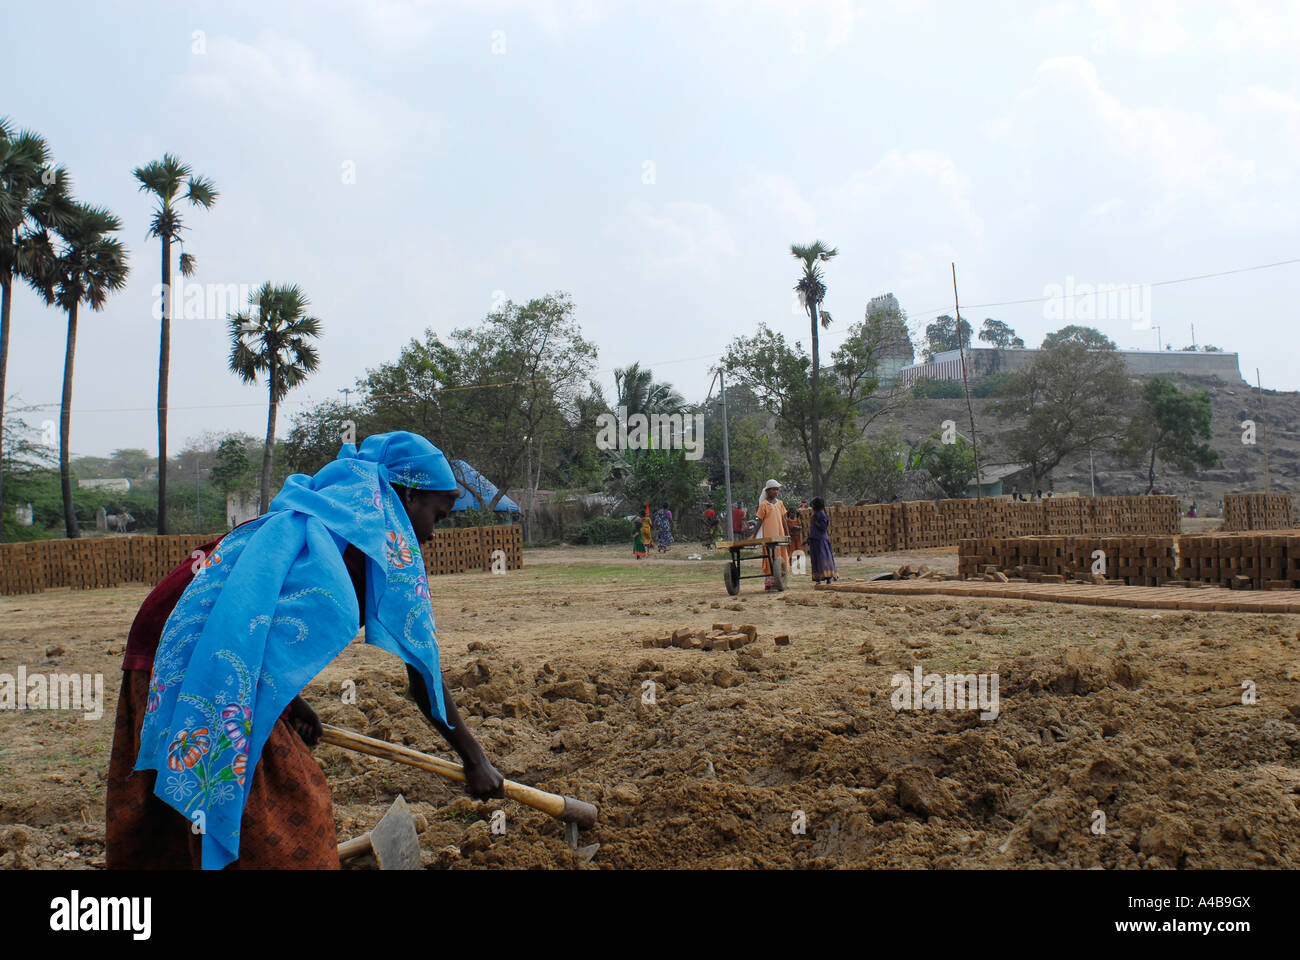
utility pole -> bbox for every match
[1153,325,1161,351]
[709,368,735,541]
[338,387,351,410]
[1190,322,1196,350]
[195,459,201,528]
[1257,368,1271,493]
[952,263,984,537]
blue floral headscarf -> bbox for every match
[136,431,458,870]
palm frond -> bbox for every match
[185,175,218,209]
[178,251,196,277]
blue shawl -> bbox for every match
[136,431,458,870]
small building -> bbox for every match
[77,477,131,493]
[963,463,1035,498]
[900,346,1241,387]
[225,491,261,529]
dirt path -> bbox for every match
[2,542,1298,869]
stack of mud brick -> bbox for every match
[0,527,526,597]
[1220,493,1297,532]
[800,503,897,556]
[958,535,1178,586]
[795,494,1180,558]
[0,533,217,596]
[479,523,523,571]
[421,525,523,577]
[1176,531,1300,590]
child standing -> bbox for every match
[807,497,838,584]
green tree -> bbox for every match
[211,433,256,495]
[839,433,905,503]
[0,119,73,540]
[723,310,905,497]
[1122,376,1219,493]
[791,240,838,499]
[47,204,130,537]
[361,292,597,516]
[133,154,217,534]
[978,318,1024,349]
[993,327,1131,489]
[922,314,972,361]
[1041,325,1115,350]
[284,399,357,477]
[921,434,979,498]
[228,284,321,513]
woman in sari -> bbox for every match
[652,503,674,552]
[806,496,838,584]
[106,431,504,870]
[755,479,790,590]
[633,516,651,558]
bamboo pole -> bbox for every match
[319,723,598,828]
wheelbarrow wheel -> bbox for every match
[771,554,788,592]
[723,562,740,596]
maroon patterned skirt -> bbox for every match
[105,669,338,869]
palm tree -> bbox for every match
[48,204,129,537]
[613,362,685,416]
[133,154,217,534]
[0,119,73,540]
[791,240,837,498]
[228,284,321,512]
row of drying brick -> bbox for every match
[958,531,1300,589]
[798,495,1182,556]
[0,525,523,596]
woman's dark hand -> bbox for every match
[286,694,323,747]
[462,755,505,799]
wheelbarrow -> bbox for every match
[723,535,790,595]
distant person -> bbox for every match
[633,516,651,559]
[787,506,803,554]
[731,501,747,540]
[807,497,838,585]
[756,479,790,590]
[702,507,720,547]
[1187,501,1198,518]
[1033,489,1043,501]
[652,502,674,552]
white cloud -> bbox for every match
[178,32,441,164]
[1089,0,1300,58]
[624,200,738,271]
[986,56,1294,230]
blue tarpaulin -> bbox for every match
[450,459,520,513]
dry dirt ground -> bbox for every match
[2,541,1299,870]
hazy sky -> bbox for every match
[6,0,1298,458]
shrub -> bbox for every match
[571,516,634,545]
[911,378,964,399]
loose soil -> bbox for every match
[2,542,1298,869]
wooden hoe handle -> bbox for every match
[319,723,598,829]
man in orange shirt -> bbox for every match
[756,479,790,590]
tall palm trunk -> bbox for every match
[157,233,171,533]
[809,301,822,499]
[0,270,11,543]
[259,354,277,513]
[60,301,80,539]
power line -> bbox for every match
[908,255,1300,319]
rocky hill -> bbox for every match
[862,373,1298,511]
